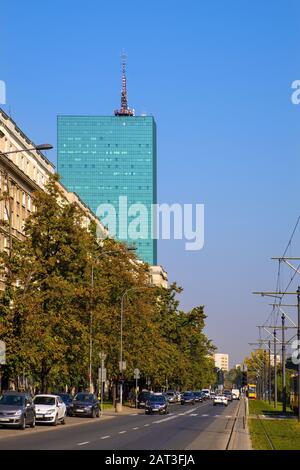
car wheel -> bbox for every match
[53,413,58,426]
[61,413,66,425]
[19,416,26,430]
[96,408,100,418]
[30,416,36,428]
[91,408,96,418]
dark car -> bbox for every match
[0,391,35,430]
[58,393,74,416]
[181,391,195,405]
[145,394,169,415]
[193,391,203,402]
[72,393,100,418]
[223,390,233,402]
[137,391,153,409]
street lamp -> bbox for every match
[119,284,156,408]
[88,246,136,392]
[99,351,107,416]
[0,143,53,156]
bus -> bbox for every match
[247,383,257,399]
[290,374,299,414]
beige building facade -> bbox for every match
[213,353,229,372]
[0,108,108,286]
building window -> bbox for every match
[22,192,26,207]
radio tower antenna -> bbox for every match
[114,52,134,116]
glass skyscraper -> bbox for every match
[57,114,157,265]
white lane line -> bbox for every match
[101,435,111,439]
[130,413,138,416]
[119,430,127,434]
[152,415,179,424]
[144,423,150,427]
[201,414,209,417]
[184,408,197,414]
[77,441,90,446]
[178,413,185,416]
[132,427,139,430]
[226,415,232,418]
[190,413,198,416]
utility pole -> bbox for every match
[282,313,286,413]
[297,286,300,422]
[263,349,267,400]
[274,329,277,409]
[268,340,271,405]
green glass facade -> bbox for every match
[57,115,157,265]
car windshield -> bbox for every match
[34,396,55,405]
[0,395,24,406]
[183,393,193,397]
[74,394,93,402]
[148,396,165,403]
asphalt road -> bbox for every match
[0,400,242,450]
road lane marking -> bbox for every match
[119,431,126,434]
[152,415,179,424]
[132,427,139,430]
[130,414,138,416]
[144,424,150,427]
[191,413,198,416]
[77,441,90,446]
[201,414,209,417]
[101,435,110,439]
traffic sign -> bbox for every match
[0,341,5,365]
[134,368,140,379]
[119,361,126,371]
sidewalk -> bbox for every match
[229,398,252,450]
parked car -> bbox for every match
[193,391,203,402]
[201,389,211,399]
[223,390,233,402]
[72,393,100,418]
[145,394,169,415]
[137,391,153,409]
[33,394,66,425]
[164,391,177,404]
[58,393,74,416]
[0,391,36,430]
[213,394,228,406]
[181,391,195,405]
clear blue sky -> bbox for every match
[2,0,300,366]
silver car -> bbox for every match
[0,391,36,429]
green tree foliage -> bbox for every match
[0,176,215,392]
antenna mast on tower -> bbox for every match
[114,52,134,116]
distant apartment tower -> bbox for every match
[57,57,157,265]
[214,353,229,372]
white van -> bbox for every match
[231,389,240,400]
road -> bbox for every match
[0,399,249,450]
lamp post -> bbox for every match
[119,284,155,408]
[88,246,136,392]
[99,351,107,416]
[0,144,53,156]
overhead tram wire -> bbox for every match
[262,217,300,328]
